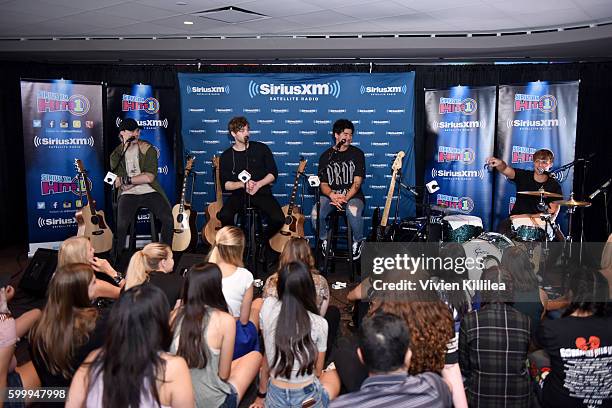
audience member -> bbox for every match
[208,226,259,360]
[171,262,261,407]
[536,267,612,408]
[260,262,340,407]
[331,312,452,407]
[501,247,543,329]
[460,267,532,407]
[125,242,183,307]
[30,264,108,389]
[66,284,193,408]
[600,233,612,297]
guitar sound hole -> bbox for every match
[284,216,293,224]
[177,214,184,223]
[90,216,99,225]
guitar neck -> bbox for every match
[286,171,301,216]
[380,171,397,227]
[81,175,97,215]
[214,163,222,203]
[178,174,188,212]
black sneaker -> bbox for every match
[352,240,363,260]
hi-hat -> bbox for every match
[518,189,563,198]
[552,198,592,207]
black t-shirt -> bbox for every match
[536,315,612,408]
[31,307,109,388]
[219,141,278,196]
[148,271,184,308]
[317,145,366,202]
[509,168,562,215]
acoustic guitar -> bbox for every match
[172,155,196,251]
[269,158,307,253]
[74,159,113,253]
[202,156,223,246]
[375,151,405,242]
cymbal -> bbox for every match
[552,198,592,207]
[517,190,563,198]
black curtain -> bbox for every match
[1,62,610,249]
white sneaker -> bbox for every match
[352,240,363,260]
[321,239,328,253]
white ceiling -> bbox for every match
[0,0,611,62]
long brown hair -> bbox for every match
[501,246,538,292]
[57,236,90,267]
[125,243,172,290]
[207,226,244,267]
[369,301,453,375]
[278,237,316,271]
[31,263,98,379]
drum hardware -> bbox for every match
[552,192,592,263]
[462,232,514,281]
[517,189,563,198]
[442,215,483,243]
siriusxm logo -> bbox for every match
[37,217,76,228]
[299,152,317,156]
[278,172,288,177]
[386,131,404,136]
[314,120,331,125]
[34,135,94,148]
[364,195,373,199]
[357,109,376,113]
[328,109,346,114]
[300,109,317,113]
[360,84,407,95]
[248,80,341,98]
[258,119,275,124]
[364,153,375,157]
[285,141,303,145]
[216,130,229,134]
[300,130,317,135]
[190,129,205,133]
[371,142,389,146]
[506,119,560,128]
[370,164,388,168]
[186,85,230,94]
[243,108,260,113]
[372,120,390,125]
[203,140,220,144]
[215,108,233,113]
[191,150,205,154]
[272,108,289,113]
[273,151,289,156]
[260,141,275,145]
[285,119,303,125]
[387,109,405,113]
[370,185,387,189]
[250,130,261,135]
[432,169,484,180]
[203,119,219,123]
[189,108,204,112]
[116,117,168,129]
[273,193,289,198]
[272,130,289,135]
[359,131,375,136]
[432,120,483,130]
[314,141,329,146]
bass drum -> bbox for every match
[462,232,514,281]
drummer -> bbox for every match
[486,148,562,236]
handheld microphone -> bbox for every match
[335,139,346,149]
[589,178,611,200]
[124,136,136,144]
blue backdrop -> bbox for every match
[494,81,579,230]
[178,72,416,241]
[424,86,496,230]
[21,80,104,256]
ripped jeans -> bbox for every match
[311,196,364,242]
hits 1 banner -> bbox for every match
[424,86,496,230]
[21,80,104,256]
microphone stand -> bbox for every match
[110,139,133,264]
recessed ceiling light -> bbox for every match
[184,21,194,25]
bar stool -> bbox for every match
[322,209,356,281]
[238,206,266,276]
[128,207,158,251]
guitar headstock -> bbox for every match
[74,158,86,175]
[298,157,308,174]
[392,151,405,171]
[185,155,196,172]
[212,155,219,169]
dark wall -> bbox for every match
[0,62,610,249]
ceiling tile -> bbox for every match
[331,1,418,20]
[87,21,189,36]
[2,0,84,18]
[237,0,324,18]
[95,1,181,20]
[491,0,576,14]
[283,9,356,28]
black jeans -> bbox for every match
[217,192,284,240]
[114,192,173,255]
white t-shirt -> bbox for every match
[221,266,254,318]
[122,143,155,195]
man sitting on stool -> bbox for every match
[217,116,284,243]
[312,118,366,260]
[110,118,173,261]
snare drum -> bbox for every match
[511,217,546,242]
[463,232,514,281]
[443,215,483,243]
